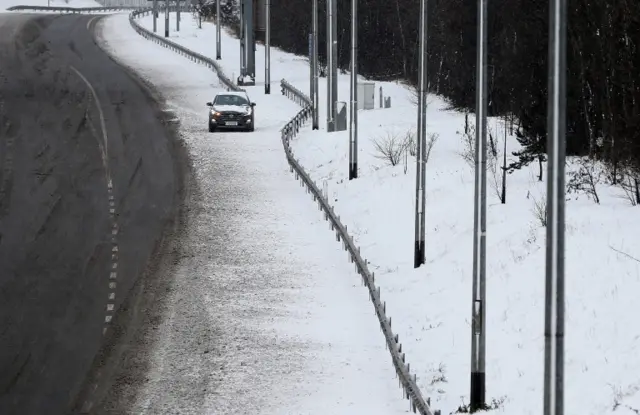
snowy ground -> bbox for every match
[135,12,640,415]
[96,12,409,414]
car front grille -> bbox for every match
[218,112,245,121]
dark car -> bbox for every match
[206,91,256,132]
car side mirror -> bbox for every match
[206,102,212,107]
[250,103,256,107]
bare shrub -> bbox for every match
[403,129,438,161]
[455,396,506,413]
[531,194,547,227]
[373,132,404,166]
[609,383,640,413]
[458,113,476,168]
[489,155,502,201]
[620,175,640,206]
[489,128,509,203]
[408,84,433,107]
[403,129,417,156]
[424,132,439,164]
[408,85,419,106]
[429,363,448,385]
[567,157,603,204]
[457,113,497,171]
[400,129,439,172]
[488,131,498,158]
[613,163,640,206]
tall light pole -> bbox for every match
[308,10,313,117]
[331,0,337,127]
[239,0,245,78]
[326,0,337,132]
[265,0,271,93]
[470,0,488,410]
[164,0,169,37]
[348,0,358,179]
[244,0,256,82]
[216,0,221,60]
[152,0,157,32]
[311,0,319,129]
[326,0,333,131]
[176,0,180,31]
[413,0,427,268]
[543,0,567,412]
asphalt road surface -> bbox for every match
[0,12,184,415]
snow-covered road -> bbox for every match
[95,13,408,414]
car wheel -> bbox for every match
[247,125,254,132]
[208,123,215,133]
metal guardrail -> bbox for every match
[279,80,312,142]
[6,5,139,12]
[279,79,438,415]
[128,8,243,93]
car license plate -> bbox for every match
[225,121,238,126]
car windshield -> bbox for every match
[214,94,249,106]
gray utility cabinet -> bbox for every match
[357,82,375,110]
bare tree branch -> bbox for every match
[609,245,640,263]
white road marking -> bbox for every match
[70,65,120,336]
[86,15,98,31]
[70,66,109,168]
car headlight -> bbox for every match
[210,110,221,117]
[243,107,252,116]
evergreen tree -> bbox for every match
[254,0,640,171]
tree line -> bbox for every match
[205,0,640,182]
